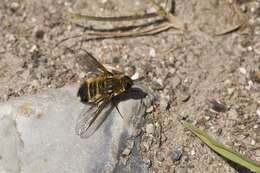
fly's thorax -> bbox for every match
[103,75,133,94]
[103,76,121,93]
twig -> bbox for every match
[65,11,159,22]
[57,0,183,46]
[214,1,247,36]
[79,23,179,42]
[145,0,184,30]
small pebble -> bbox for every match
[20,69,30,80]
[228,109,239,120]
[112,56,120,64]
[146,123,155,134]
[142,141,150,151]
[204,116,211,121]
[78,72,87,79]
[208,100,227,112]
[156,152,165,162]
[256,107,260,119]
[122,148,131,156]
[31,80,40,88]
[247,46,253,51]
[143,158,151,166]
[156,78,163,87]
[251,71,260,83]
[151,80,164,90]
[180,94,191,102]
[171,76,181,89]
[132,128,142,137]
[170,149,182,162]
[160,97,170,110]
[227,88,235,95]
[239,67,247,75]
[149,48,156,58]
[29,45,38,53]
[35,30,45,39]
[101,0,108,3]
[7,34,16,42]
[224,79,232,86]
[190,149,195,156]
[131,72,139,81]
[178,167,188,173]
[251,139,256,146]
[10,2,20,12]
[240,4,247,12]
[255,150,260,162]
[247,80,254,90]
[254,42,260,55]
[146,106,154,113]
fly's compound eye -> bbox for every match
[123,76,133,90]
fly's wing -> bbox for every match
[75,99,113,138]
[103,64,124,75]
[76,49,113,76]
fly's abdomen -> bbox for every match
[78,77,107,103]
[89,82,97,99]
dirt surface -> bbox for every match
[0,0,260,172]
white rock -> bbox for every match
[0,85,151,173]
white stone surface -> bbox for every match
[0,85,150,173]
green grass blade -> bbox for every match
[182,121,260,172]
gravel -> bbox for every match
[0,0,259,172]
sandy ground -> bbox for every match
[0,0,259,172]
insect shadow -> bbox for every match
[112,87,147,105]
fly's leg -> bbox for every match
[111,98,124,120]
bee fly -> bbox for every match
[75,50,133,138]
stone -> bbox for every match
[257,107,260,119]
[10,2,20,12]
[170,149,182,162]
[35,30,45,39]
[228,109,239,120]
[149,48,156,58]
[251,71,260,83]
[0,85,152,173]
[146,106,154,113]
[146,123,155,135]
[208,100,227,112]
[239,67,247,75]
